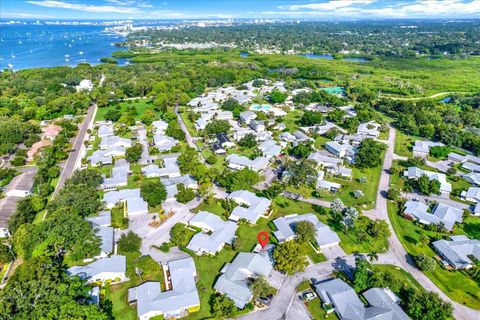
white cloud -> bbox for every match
[105,0,136,5]
[267,0,480,17]
[27,0,142,14]
[280,0,376,11]
[2,11,55,18]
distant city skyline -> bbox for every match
[1,0,480,20]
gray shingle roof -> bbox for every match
[129,257,200,319]
[432,236,480,269]
[67,255,126,280]
[214,252,273,308]
[227,190,271,224]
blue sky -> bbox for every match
[2,0,480,20]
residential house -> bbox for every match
[279,132,297,145]
[225,154,269,172]
[272,213,340,248]
[128,257,200,320]
[103,188,148,216]
[403,200,463,231]
[293,130,312,144]
[249,120,265,132]
[239,111,257,124]
[325,141,356,160]
[141,157,180,179]
[152,120,168,135]
[67,255,127,283]
[258,140,282,159]
[356,121,381,138]
[308,152,343,169]
[100,160,130,190]
[448,152,480,165]
[462,187,480,202]
[462,162,480,173]
[76,79,94,92]
[214,252,273,309]
[212,142,227,155]
[216,132,235,149]
[413,140,444,157]
[432,235,480,270]
[316,171,341,192]
[327,166,353,180]
[98,124,114,138]
[315,278,409,320]
[227,190,272,224]
[187,211,238,255]
[463,172,480,186]
[403,167,452,193]
[153,134,178,152]
[233,128,256,141]
[161,175,198,201]
[100,135,131,150]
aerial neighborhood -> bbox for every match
[1,16,480,320]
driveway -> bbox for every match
[322,244,346,261]
[403,192,470,210]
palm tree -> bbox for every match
[368,251,379,262]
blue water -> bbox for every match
[440,97,452,103]
[300,53,368,63]
[300,53,334,60]
[240,52,249,57]
[0,24,127,70]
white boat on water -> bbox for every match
[65,54,70,57]
[79,51,84,55]
[8,63,13,69]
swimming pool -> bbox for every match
[251,104,272,111]
[321,87,345,95]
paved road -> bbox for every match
[281,191,331,208]
[364,126,479,320]
[174,105,196,150]
[404,192,470,210]
[52,104,96,197]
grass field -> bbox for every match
[95,98,154,122]
[387,201,480,309]
[393,130,416,158]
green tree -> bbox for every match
[141,109,156,125]
[387,187,400,201]
[417,175,432,195]
[288,143,312,158]
[353,257,371,291]
[402,287,453,320]
[251,275,276,299]
[299,111,324,126]
[429,146,450,159]
[367,220,391,238]
[355,138,386,168]
[175,183,195,203]
[205,120,230,134]
[169,223,189,247]
[415,254,437,272]
[295,221,316,244]
[283,159,317,187]
[125,143,143,163]
[211,294,237,318]
[216,168,261,192]
[117,231,142,254]
[140,179,167,207]
[273,241,308,275]
[268,89,287,103]
[104,109,121,122]
[238,133,257,148]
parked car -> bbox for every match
[302,291,316,302]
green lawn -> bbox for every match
[314,135,331,149]
[111,205,128,229]
[103,253,165,320]
[178,107,199,137]
[95,98,153,121]
[394,130,416,158]
[387,201,480,309]
[193,197,228,217]
[370,264,423,291]
[296,280,338,320]
[282,109,303,132]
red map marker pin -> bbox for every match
[257,231,269,249]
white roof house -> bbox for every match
[403,200,463,231]
[128,257,200,320]
[97,124,114,138]
[316,172,342,192]
[433,235,480,270]
[161,175,198,201]
[463,172,480,186]
[239,111,257,124]
[227,190,271,224]
[152,120,168,134]
[103,188,148,215]
[258,140,282,159]
[87,210,113,258]
[67,255,127,283]
[76,79,93,92]
[101,161,130,190]
[315,278,409,320]
[225,154,269,172]
[462,162,480,173]
[403,167,452,193]
[273,213,340,248]
[100,135,132,150]
[448,152,480,164]
[462,187,480,202]
[413,140,444,155]
[214,252,273,309]
[279,132,297,144]
[153,134,178,152]
[187,211,238,255]
[325,141,356,159]
[308,152,343,168]
[356,121,381,138]
[89,150,112,167]
[141,157,180,178]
